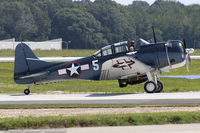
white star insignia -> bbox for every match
[67,63,80,76]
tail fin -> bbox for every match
[14,43,57,83]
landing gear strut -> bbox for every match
[24,84,32,95]
[144,72,164,93]
[156,80,163,93]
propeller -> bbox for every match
[152,26,160,72]
[181,34,191,72]
[152,26,157,44]
[165,43,172,69]
[186,54,189,72]
[182,34,187,54]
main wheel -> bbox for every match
[155,81,164,93]
[118,79,127,88]
[144,81,157,93]
[24,89,30,95]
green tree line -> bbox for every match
[0,0,199,49]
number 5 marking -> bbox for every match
[92,60,99,71]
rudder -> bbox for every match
[14,43,58,84]
[14,43,37,77]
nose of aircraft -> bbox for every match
[165,40,187,69]
[173,40,193,71]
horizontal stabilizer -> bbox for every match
[18,71,49,79]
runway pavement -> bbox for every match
[1,92,200,104]
[3,124,200,133]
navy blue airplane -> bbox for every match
[14,31,191,95]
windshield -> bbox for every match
[113,41,128,53]
[102,45,112,56]
[115,44,128,53]
[93,50,101,57]
[93,41,128,57]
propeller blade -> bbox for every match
[181,34,187,54]
[186,54,189,72]
[152,26,160,71]
[152,26,157,44]
[186,54,191,72]
[165,43,172,69]
[188,54,191,64]
[181,33,191,72]
[167,52,172,68]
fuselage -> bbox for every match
[14,40,186,85]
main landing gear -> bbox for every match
[24,84,32,95]
[144,72,163,93]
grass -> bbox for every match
[192,49,200,55]
[0,103,200,109]
[0,60,200,94]
[0,111,200,130]
[0,49,96,57]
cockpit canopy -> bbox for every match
[93,41,128,57]
[165,40,183,48]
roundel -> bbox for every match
[66,62,81,77]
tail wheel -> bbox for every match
[24,89,30,95]
[144,81,157,93]
[155,81,164,93]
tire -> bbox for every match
[119,83,127,88]
[155,81,164,93]
[118,79,127,88]
[24,89,30,95]
[144,81,157,93]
